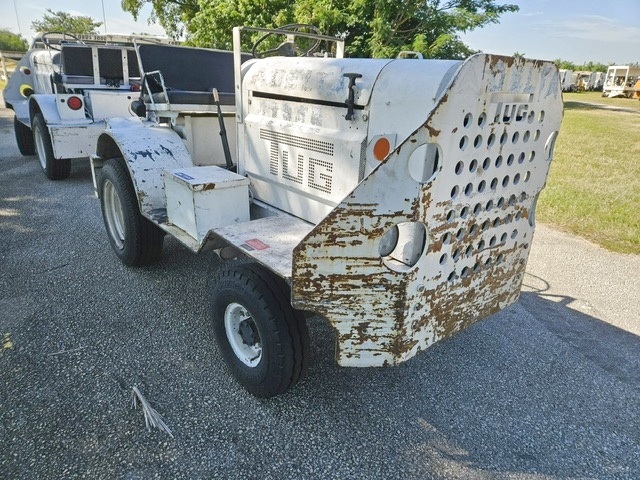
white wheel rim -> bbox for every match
[33,124,47,171]
[224,302,262,367]
[103,179,126,250]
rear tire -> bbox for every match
[98,157,164,266]
[14,116,35,155]
[211,263,310,398]
[32,113,71,180]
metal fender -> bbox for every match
[29,95,61,125]
[96,117,192,221]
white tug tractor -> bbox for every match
[3,32,169,180]
[90,25,563,397]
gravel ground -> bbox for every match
[1,99,639,479]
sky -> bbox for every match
[1,0,639,64]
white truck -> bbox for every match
[602,65,640,98]
[3,32,169,180]
[90,25,563,397]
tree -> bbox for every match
[31,9,102,34]
[122,0,518,59]
[0,29,28,51]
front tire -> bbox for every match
[32,113,71,180]
[98,157,164,266]
[14,116,35,155]
[211,263,310,398]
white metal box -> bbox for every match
[164,166,250,243]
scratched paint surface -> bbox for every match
[292,54,563,367]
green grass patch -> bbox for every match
[564,91,640,113]
[537,102,640,254]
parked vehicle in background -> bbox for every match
[559,69,575,91]
[602,65,640,98]
[575,71,597,91]
[2,32,171,180]
[90,25,563,398]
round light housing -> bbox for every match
[67,96,83,110]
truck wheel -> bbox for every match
[211,263,310,398]
[32,113,71,180]
[14,116,35,155]
[98,157,165,266]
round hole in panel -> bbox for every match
[505,214,513,224]
[520,192,527,202]
[408,143,441,184]
[478,239,486,250]
[507,154,515,166]
[469,223,479,236]
[481,220,490,232]
[439,253,448,265]
[500,132,507,145]
[473,261,481,273]
[487,134,495,147]
[460,266,470,279]
[451,185,460,199]
[486,199,494,211]
[497,253,505,264]
[513,173,521,185]
[524,171,531,182]
[495,155,503,168]
[478,180,486,193]
[448,271,456,282]
[493,217,501,228]
[473,203,482,215]
[500,232,507,243]
[477,112,487,127]
[527,111,535,123]
[502,175,510,187]
[511,229,519,239]
[512,132,519,144]
[456,228,465,240]
[485,257,493,267]
[463,112,473,128]
[523,130,530,143]
[489,236,497,247]
[455,161,464,175]
[465,245,474,257]
[482,157,491,171]
[490,178,498,190]
[452,248,461,261]
[443,232,452,245]
[474,135,483,148]
[515,211,522,221]
[446,210,456,222]
[497,197,505,208]
[518,152,526,164]
[534,129,541,141]
[509,194,517,206]
[469,159,478,173]
[465,183,473,196]
[459,136,469,150]
[538,111,545,122]
[460,206,469,218]
[379,222,428,272]
[529,151,536,162]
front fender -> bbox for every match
[96,117,192,220]
[29,95,60,125]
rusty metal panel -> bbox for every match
[291,54,563,367]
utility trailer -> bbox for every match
[602,65,640,98]
[2,32,170,180]
[90,25,563,397]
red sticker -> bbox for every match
[245,238,270,250]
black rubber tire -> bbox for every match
[98,157,165,266]
[14,115,35,155]
[211,263,310,398]
[32,113,71,180]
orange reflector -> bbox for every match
[67,96,83,110]
[373,137,391,161]
[19,84,34,97]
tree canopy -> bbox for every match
[31,9,103,35]
[121,0,518,59]
[0,29,28,51]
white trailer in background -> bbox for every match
[558,69,574,91]
[602,65,640,97]
[575,71,597,91]
[90,25,563,397]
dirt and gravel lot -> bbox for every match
[1,96,639,479]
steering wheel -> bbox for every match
[251,24,323,59]
[41,32,82,51]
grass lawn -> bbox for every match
[537,101,640,254]
[564,91,640,113]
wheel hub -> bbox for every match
[224,302,262,367]
[238,319,259,347]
